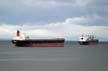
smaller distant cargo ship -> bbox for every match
[79,35,99,45]
[12,30,65,47]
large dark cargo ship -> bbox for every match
[79,35,99,45]
[12,30,65,47]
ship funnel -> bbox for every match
[16,30,20,37]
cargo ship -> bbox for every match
[79,35,99,45]
[12,30,65,47]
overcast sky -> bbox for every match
[0,0,108,41]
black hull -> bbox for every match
[79,41,89,45]
[12,39,64,47]
[79,40,99,45]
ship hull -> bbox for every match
[79,40,99,45]
[12,39,64,47]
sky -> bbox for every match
[0,0,108,41]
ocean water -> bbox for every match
[0,40,108,71]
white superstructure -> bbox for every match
[79,35,96,42]
[13,30,29,40]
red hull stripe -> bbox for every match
[27,43,64,47]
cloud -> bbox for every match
[0,0,73,8]
[88,0,108,6]
[0,0,95,8]
[0,0,108,9]
[0,17,108,41]
[0,0,108,26]
[84,0,108,17]
[0,0,108,41]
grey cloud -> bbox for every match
[0,0,108,26]
[88,0,108,6]
[0,0,108,7]
[0,0,82,8]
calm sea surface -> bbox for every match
[0,40,108,71]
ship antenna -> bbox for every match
[82,35,84,37]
